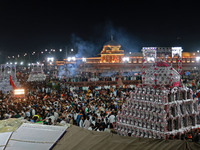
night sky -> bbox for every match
[0,1,200,61]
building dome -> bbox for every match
[143,62,181,86]
[104,40,121,47]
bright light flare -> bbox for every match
[67,57,76,61]
[122,57,129,62]
[14,89,25,96]
[82,57,86,62]
[72,57,76,61]
[196,56,200,61]
[147,57,155,61]
[47,57,54,62]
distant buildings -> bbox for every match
[55,38,200,75]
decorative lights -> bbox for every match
[122,57,129,62]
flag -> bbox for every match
[9,75,17,89]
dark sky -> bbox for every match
[0,0,200,59]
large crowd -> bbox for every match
[0,72,200,142]
[0,80,132,132]
[63,75,141,82]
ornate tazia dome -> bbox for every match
[103,40,121,47]
[143,62,181,86]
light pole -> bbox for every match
[122,57,129,74]
[82,57,86,74]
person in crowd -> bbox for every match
[108,112,116,129]
[68,116,74,125]
[79,116,84,128]
[83,116,90,129]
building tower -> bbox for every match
[101,37,124,63]
[115,47,200,139]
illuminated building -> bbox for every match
[100,36,124,63]
[55,39,200,74]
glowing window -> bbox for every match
[138,59,142,63]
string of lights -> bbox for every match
[5,48,75,66]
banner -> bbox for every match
[9,75,17,89]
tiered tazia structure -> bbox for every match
[115,47,200,139]
[0,64,19,93]
[27,63,46,82]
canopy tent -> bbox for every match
[52,125,200,150]
[5,123,67,150]
[0,119,68,150]
[0,132,12,150]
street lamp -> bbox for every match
[20,62,23,65]
[122,57,129,74]
[82,57,86,73]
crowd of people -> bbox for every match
[0,71,200,142]
[0,79,132,132]
[63,75,141,83]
